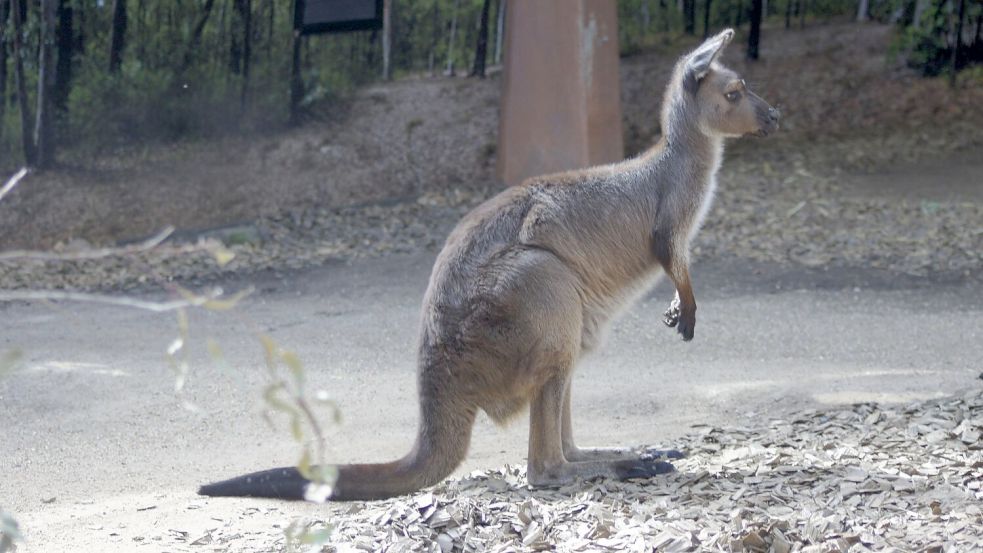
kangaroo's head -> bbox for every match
[662,29,780,139]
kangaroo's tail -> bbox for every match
[198,393,476,501]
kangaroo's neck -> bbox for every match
[635,105,724,225]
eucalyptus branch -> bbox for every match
[0,226,177,262]
[0,168,29,204]
[0,286,252,312]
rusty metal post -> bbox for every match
[496,0,623,187]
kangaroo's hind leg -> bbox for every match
[560,379,685,464]
[526,374,677,487]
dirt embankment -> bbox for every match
[2,23,981,252]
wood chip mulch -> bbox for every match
[298,390,983,553]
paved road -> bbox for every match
[1,254,981,551]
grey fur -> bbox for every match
[198,28,780,501]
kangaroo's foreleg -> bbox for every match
[653,232,696,341]
[527,375,675,487]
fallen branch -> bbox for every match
[0,286,252,312]
[0,168,29,204]
[0,226,177,262]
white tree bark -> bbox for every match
[856,0,869,21]
[494,0,506,65]
[382,0,392,80]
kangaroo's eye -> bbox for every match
[725,91,741,102]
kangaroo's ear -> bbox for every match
[684,28,734,89]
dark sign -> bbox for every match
[294,0,384,35]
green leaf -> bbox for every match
[299,525,333,545]
[281,350,305,387]
[0,349,24,379]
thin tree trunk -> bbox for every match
[0,0,9,146]
[785,0,792,28]
[445,0,461,75]
[704,0,714,37]
[799,0,806,28]
[684,0,696,33]
[856,0,869,21]
[11,0,35,165]
[266,0,274,60]
[382,0,392,80]
[289,0,303,124]
[179,0,217,74]
[642,0,651,28]
[35,0,57,168]
[748,0,762,59]
[428,0,439,76]
[240,0,251,112]
[493,0,504,65]
[108,0,126,73]
[661,0,670,32]
[974,9,982,47]
[470,0,491,77]
[229,0,241,76]
[53,0,72,113]
[913,0,927,27]
[949,0,965,86]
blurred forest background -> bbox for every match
[0,0,981,171]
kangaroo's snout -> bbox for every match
[755,105,781,137]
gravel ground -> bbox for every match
[150,390,983,552]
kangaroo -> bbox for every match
[199,29,779,502]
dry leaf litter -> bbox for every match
[180,390,983,553]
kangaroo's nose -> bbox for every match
[768,107,781,122]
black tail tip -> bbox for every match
[196,467,312,500]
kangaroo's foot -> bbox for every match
[563,446,686,463]
[563,446,636,462]
[641,447,686,460]
[527,458,676,488]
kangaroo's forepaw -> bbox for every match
[614,458,676,480]
[663,301,680,327]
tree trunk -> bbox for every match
[53,0,72,114]
[748,0,762,59]
[785,0,792,28]
[661,0,670,31]
[642,0,651,28]
[179,0,216,74]
[0,0,9,146]
[704,0,714,37]
[108,0,126,73]
[266,0,274,60]
[735,0,744,28]
[289,0,303,124]
[974,8,982,48]
[799,0,806,28]
[35,0,57,168]
[240,0,251,112]
[684,0,696,33]
[11,0,35,165]
[382,0,392,80]
[913,0,927,27]
[470,0,491,77]
[949,0,965,87]
[493,0,505,64]
[445,0,461,75]
[856,0,869,21]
